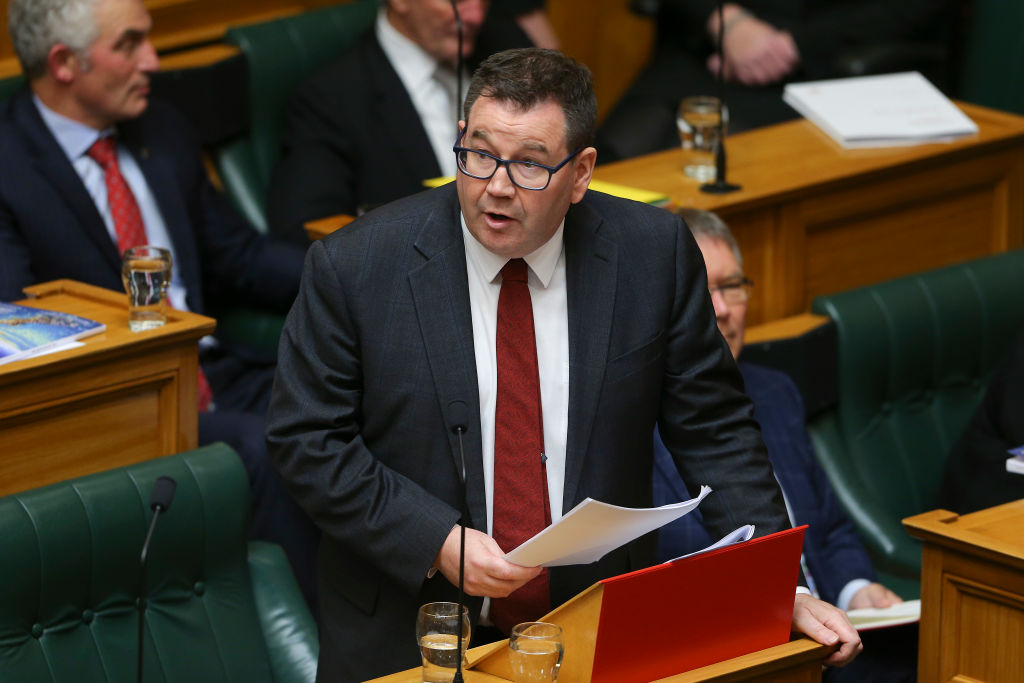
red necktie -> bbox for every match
[490,258,551,634]
[87,136,147,254]
[88,137,213,412]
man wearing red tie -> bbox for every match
[268,47,862,681]
[0,0,317,606]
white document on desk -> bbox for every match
[505,485,711,568]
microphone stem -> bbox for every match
[138,505,162,683]
[454,428,468,683]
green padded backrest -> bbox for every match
[0,445,278,682]
[958,0,1024,114]
[811,248,1024,524]
[0,75,25,102]
[216,0,378,232]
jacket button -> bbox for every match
[82,610,94,624]
[194,582,206,596]
[31,624,43,639]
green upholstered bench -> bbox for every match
[214,0,378,233]
[806,249,1024,599]
[0,444,318,682]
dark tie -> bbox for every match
[87,136,146,254]
[88,136,213,412]
[490,258,551,634]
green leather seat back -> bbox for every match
[808,249,1024,595]
[958,0,1024,114]
[215,0,378,232]
[0,444,315,682]
[0,75,25,102]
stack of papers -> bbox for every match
[1007,446,1024,475]
[783,71,978,148]
[847,599,921,631]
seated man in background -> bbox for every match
[597,0,956,162]
[654,209,913,682]
[939,333,1024,513]
[1,0,317,607]
[265,0,534,244]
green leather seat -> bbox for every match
[807,249,1024,599]
[957,0,1024,115]
[0,444,318,682]
[214,0,378,233]
[0,75,24,102]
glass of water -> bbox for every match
[677,95,728,182]
[120,245,172,332]
[509,622,563,682]
[416,602,471,683]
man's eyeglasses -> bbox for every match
[709,277,753,304]
[453,127,581,191]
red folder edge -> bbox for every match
[591,525,807,683]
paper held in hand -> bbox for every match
[505,486,716,567]
[783,71,978,148]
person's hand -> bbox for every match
[707,11,799,85]
[848,582,903,610]
[434,526,542,597]
[792,593,862,667]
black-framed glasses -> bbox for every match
[709,277,753,304]
[453,127,581,191]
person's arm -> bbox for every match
[793,593,863,666]
[515,9,560,50]
[265,77,362,246]
[705,4,799,85]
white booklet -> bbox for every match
[783,71,978,148]
[847,599,921,631]
[505,486,711,567]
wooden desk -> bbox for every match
[0,280,216,497]
[593,101,1024,325]
[368,638,826,683]
[904,500,1024,682]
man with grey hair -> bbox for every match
[268,48,861,680]
[1,0,317,606]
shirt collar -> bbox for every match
[461,212,565,288]
[32,94,113,164]
[376,6,440,93]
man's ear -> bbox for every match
[48,44,79,84]
[570,146,597,204]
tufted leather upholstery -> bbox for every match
[0,444,318,683]
[807,248,1024,599]
[213,0,378,233]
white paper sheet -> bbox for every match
[665,524,755,563]
[505,485,711,567]
[846,599,921,631]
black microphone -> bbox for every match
[451,0,464,128]
[447,400,469,683]
[139,476,176,683]
[701,0,741,194]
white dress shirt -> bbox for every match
[33,96,188,312]
[376,8,467,177]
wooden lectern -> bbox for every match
[904,500,1024,683]
[0,280,215,496]
[370,526,831,683]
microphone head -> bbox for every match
[448,400,469,435]
[149,476,177,512]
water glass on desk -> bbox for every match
[120,246,171,332]
[416,602,471,682]
[677,96,728,182]
[509,622,563,682]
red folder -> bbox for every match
[590,525,806,683]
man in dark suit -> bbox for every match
[267,47,861,681]
[1,0,317,605]
[653,209,913,683]
[265,0,532,245]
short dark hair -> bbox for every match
[464,48,597,152]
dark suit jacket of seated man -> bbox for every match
[266,47,862,682]
[1,0,316,607]
[265,0,533,245]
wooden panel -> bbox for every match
[944,577,1024,682]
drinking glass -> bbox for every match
[677,96,728,182]
[509,622,563,682]
[416,602,471,683]
[120,246,172,332]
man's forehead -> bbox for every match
[465,97,567,151]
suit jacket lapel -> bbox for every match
[408,187,486,531]
[366,35,444,184]
[562,199,618,511]
[12,90,121,275]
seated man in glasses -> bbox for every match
[654,208,913,682]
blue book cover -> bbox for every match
[0,303,105,366]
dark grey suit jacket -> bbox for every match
[266,184,789,681]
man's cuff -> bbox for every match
[795,586,812,596]
[837,578,871,611]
